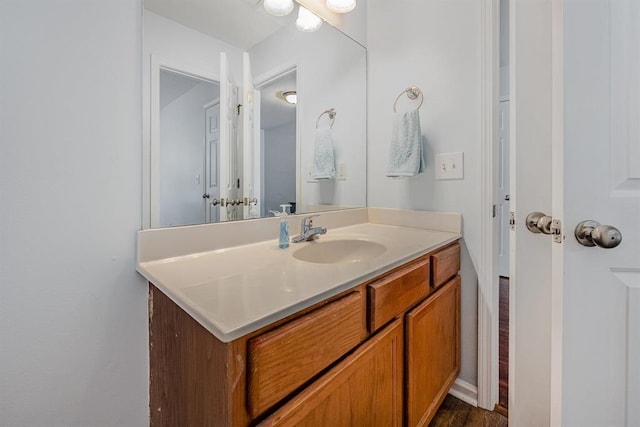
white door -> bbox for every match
[242,52,258,218]
[204,101,220,223]
[498,100,510,277]
[510,0,554,425]
[557,0,640,425]
[512,0,640,426]
[219,52,241,221]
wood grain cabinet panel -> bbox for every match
[431,243,460,289]
[260,319,404,427]
[367,255,430,332]
[247,291,366,418]
[149,239,461,427]
[405,275,461,427]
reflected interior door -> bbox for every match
[205,101,220,223]
[219,52,241,221]
[242,52,257,218]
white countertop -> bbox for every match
[137,209,461,342]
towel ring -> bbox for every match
[393,86,424,112]
[316,108,336,129]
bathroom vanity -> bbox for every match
[137,208,462,426]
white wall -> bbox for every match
[367,0,481,387]
[0,0,148,425]
[159,81,218,227]
[263,122,297,214]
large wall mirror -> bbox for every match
[142,0,367,228]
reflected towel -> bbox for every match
[312,127,336,179]
[386,108,425,177]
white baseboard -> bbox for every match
[448,378,478,407]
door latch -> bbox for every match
[551,219,563,243]
[509,212,515,231]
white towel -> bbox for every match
[386,108,425,177]
[312,127,336,179]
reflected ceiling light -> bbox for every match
[296,6,322,32]
[277,90,297,105]
[263,0,294,16]
[283,91,297,104]
[326,0,356,13]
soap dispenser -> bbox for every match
[270,204,291,249]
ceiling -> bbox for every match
[144,0,293,49]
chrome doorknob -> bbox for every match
[574,220,622,248]
[526,211,553,234]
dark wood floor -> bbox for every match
[429,395,508,427]
[498,276,509,412]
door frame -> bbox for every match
[477,0,501,411]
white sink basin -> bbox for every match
[292,239,387,264]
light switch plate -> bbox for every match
[435,152,464,180]
[337,163,347,180]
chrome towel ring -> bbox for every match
[393,86,424,112]
[316,108,336,128]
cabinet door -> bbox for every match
[260,319,403,427]
[406,276,460,427]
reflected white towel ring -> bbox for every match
[316,108,336,128]
[393,86,423,112]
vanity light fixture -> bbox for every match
[326,0,356,13]
[296,6,323,32]
[263,0,294,16]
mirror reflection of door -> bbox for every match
[204,101,220,223]
[256,69,297,217]
[159,68,219,227]
[219,52,242,222]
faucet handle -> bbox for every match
[301,214,319,229]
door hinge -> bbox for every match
[493,204,497,218]
[237,104,242,115]
[551,219,563,243]
[509,212,515,230]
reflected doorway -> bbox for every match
[255,69,297,217]
[158,68,219,227]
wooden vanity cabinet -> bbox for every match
[247,291,367,418]
[260,318,404,427]
[406,275,461,427]
[149,240,461,427]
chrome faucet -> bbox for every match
[292,215,327,243]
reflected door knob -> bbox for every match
[526,211,553,234]
[574,220,622,248]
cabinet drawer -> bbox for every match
[431,242,460,289]
[247,291,366,418]
[367,256,430,332]
[259,318,404,427]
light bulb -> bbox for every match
[326,0,356,13]
[263,0,294,16]
[296,6,322,32]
